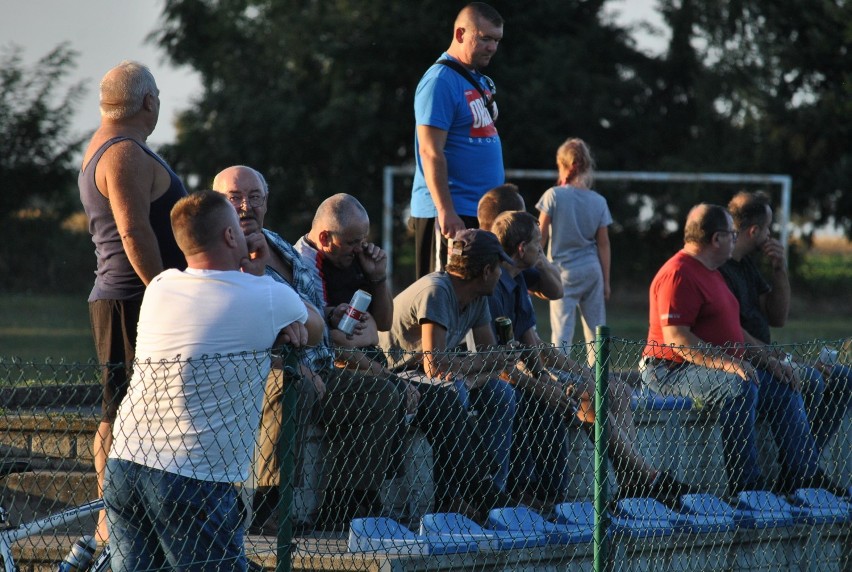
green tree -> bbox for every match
[152,0,662,235]
[0,44,87,217]
[0,45,92,293]
[659,0,852,238]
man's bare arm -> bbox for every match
[100,141,165,285]
[417,124,464,238]
[662,324,755,381]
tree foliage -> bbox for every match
[0,44,87,217]
[152,0,676,233]
[662,0,852,238]
[151,0,851,253]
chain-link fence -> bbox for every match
[1,336,850,571]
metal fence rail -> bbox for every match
[1,335,850,571]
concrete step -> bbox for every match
[1,470,98,527]
[0,413,98,466]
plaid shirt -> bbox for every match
[263,228,334,372]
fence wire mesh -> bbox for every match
[1,337,850,571]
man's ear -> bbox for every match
[318,230,333,247]
[455,26,466,44]
[142,92,156,112]
[224,225,238,247]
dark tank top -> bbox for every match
[79,136,187,301]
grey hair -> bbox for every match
[99,61,158,120]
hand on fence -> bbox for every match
[765,356,801,391]
[276,322,310,348]
[300,363,327,400]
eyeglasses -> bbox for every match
[226,193,266,208]
[715,229,739,241]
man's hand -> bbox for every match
[357,242,388,282]
[437,209,466,240]
[732,359,757,383]
[766,356,801,391]
[329,303,368,338]
[300,363,326,401]
[277,322,309,348]
[240,232,269,275]
[761,238,787,271]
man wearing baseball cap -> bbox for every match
[379,228,518,517]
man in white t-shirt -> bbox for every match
[104,190,322,572]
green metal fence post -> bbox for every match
[276,349,299,572]
[594,325,611,572]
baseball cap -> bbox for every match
[448,229,514,265]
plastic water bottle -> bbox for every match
[57,535,96,571]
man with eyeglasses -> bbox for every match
[410,2,505,279]
[639,203,843,499]
[211,166,403,533]
[720,191,850,493]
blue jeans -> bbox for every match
[510,390,569,498]
[797,364,852,454]
[454,377,517,491]
[104,459,247,572]
[640,360,821,492]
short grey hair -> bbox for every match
[99,61,158,120]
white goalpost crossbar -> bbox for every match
[382,166,792,278]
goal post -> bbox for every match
[382,166,792,278]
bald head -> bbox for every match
[684,203,731,247]
[99,61,158,121]
[212,165,269,234]
[311,193,369,234]
[212,165,267,195]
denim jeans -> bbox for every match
[453,377,517,491]
[796,364,852,453]
[510,390,570,498]
[639,360,821,491]
[104,459,247,572]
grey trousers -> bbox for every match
[254,366,404,493]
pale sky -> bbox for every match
[0,0,663,149]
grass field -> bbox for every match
[1,286,848,365]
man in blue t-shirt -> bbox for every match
[411,2,505,278]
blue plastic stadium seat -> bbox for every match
[630,388,693,411]
[734,491,801,527]
[553,501,596,527]
[348,517,478,555]
[789,488,852,524]
[680,493,758,529]
[420,512,549,550]
[487,506,593,545]
[615,497,736,534]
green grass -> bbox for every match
[0,294,95,363]
[0,281,849,366]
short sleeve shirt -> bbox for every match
[488,269,537,340]
[379,272,491,370]
[719,255,773,343]
[536,185,612,268]
[410,53,504,218]
[643,250,745,362]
